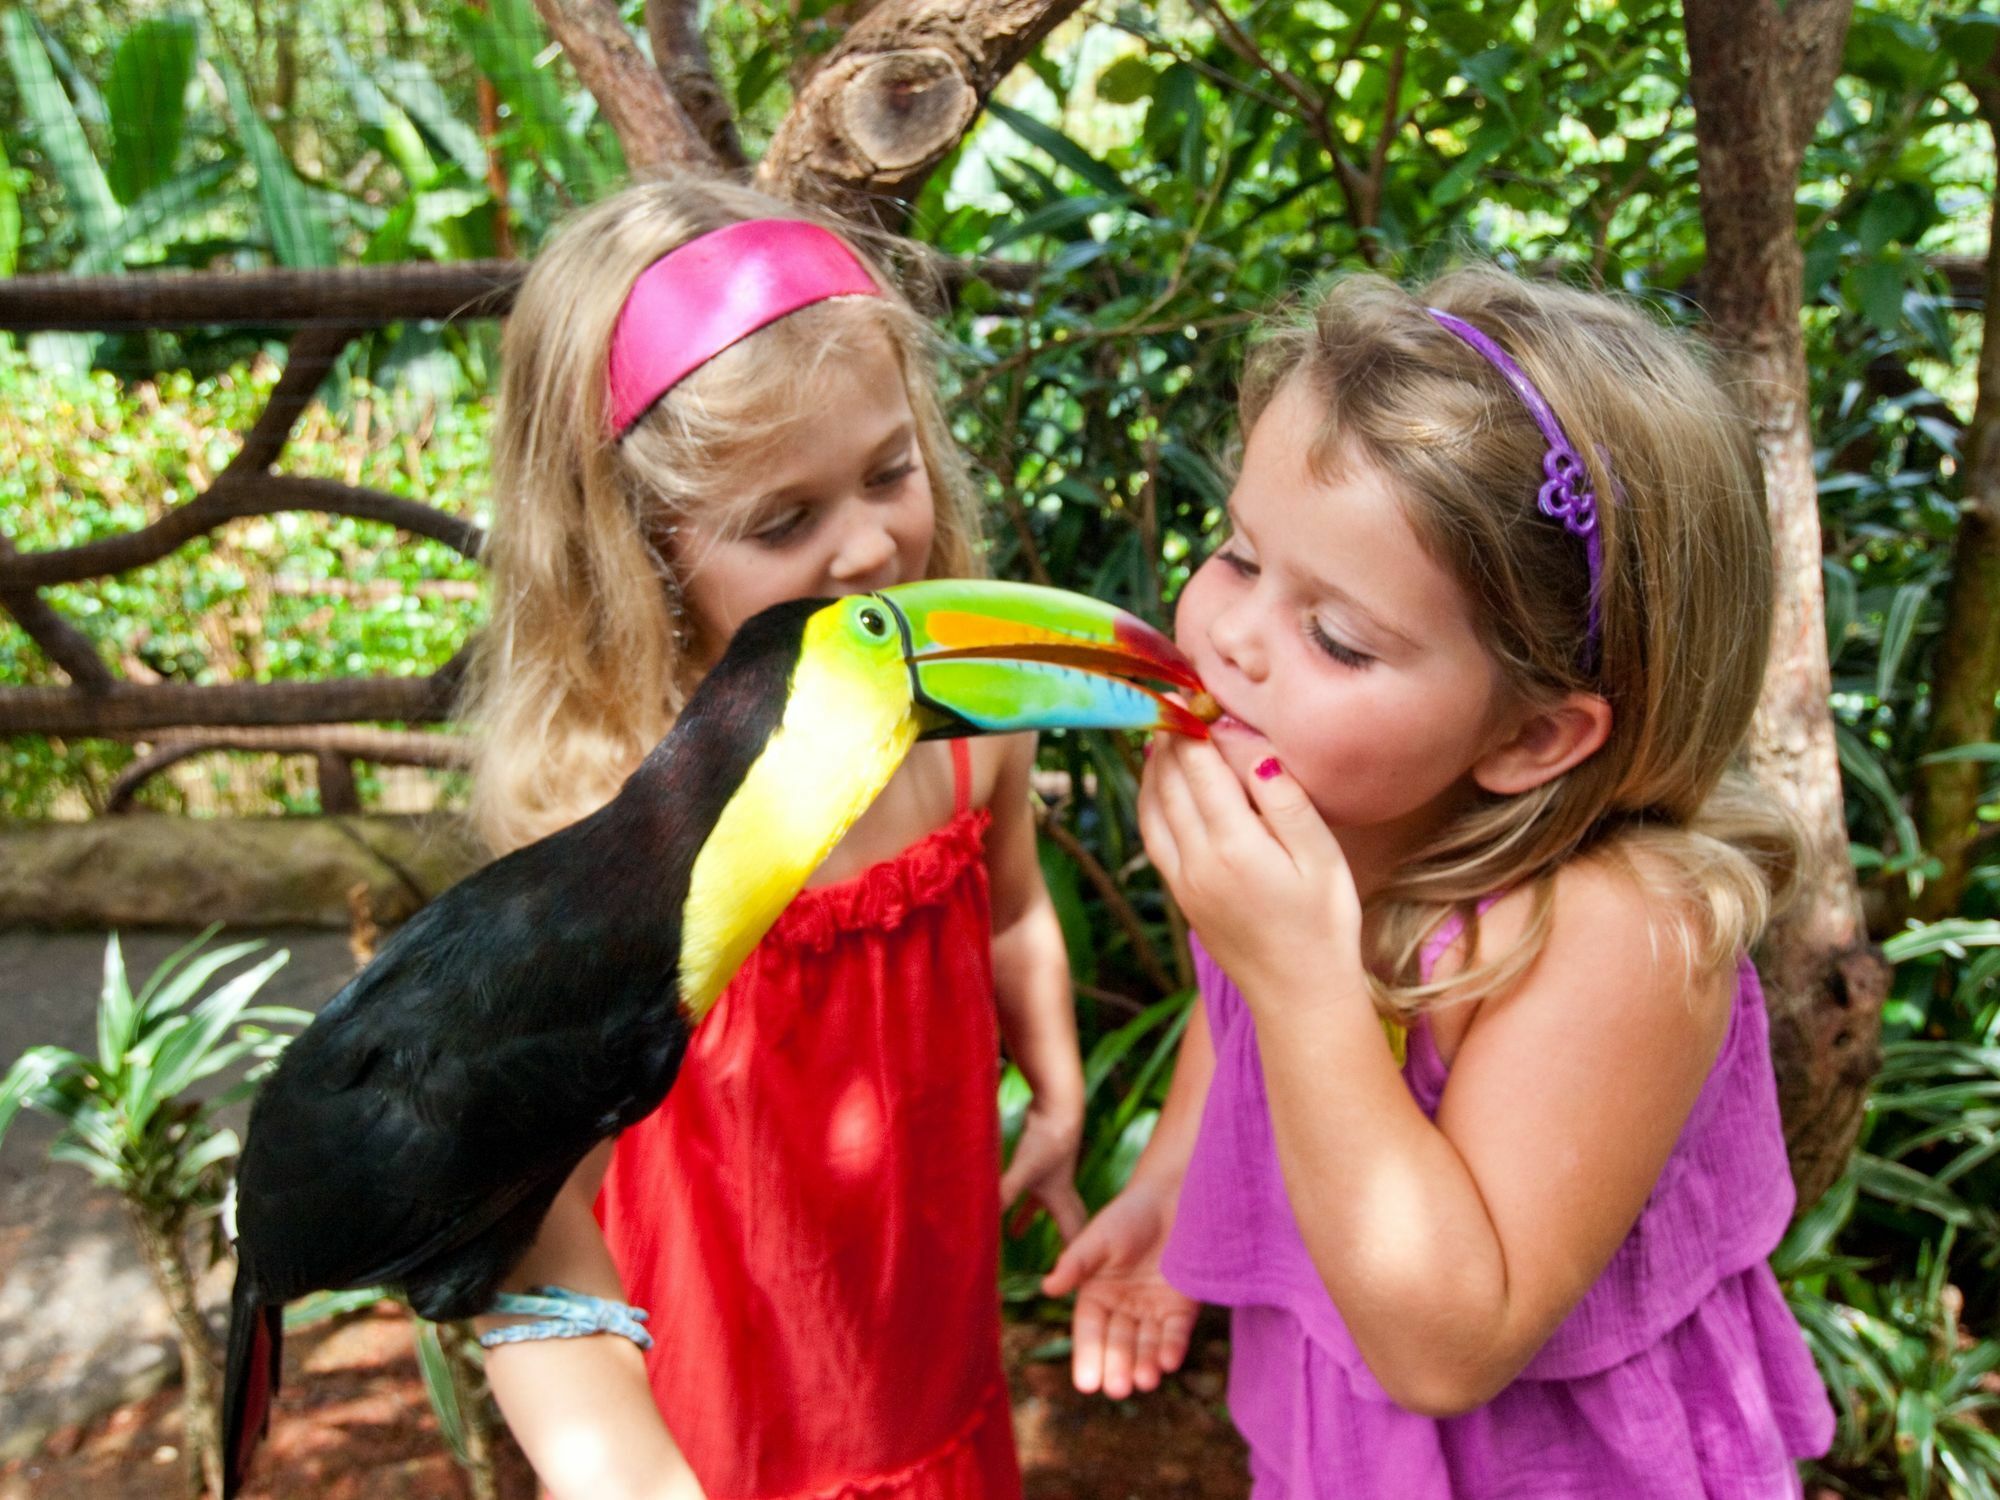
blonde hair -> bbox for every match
[463,175,981,855]
[1238,267,1800,1015]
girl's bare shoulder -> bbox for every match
[1429,854,1734,1066]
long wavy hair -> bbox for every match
[461,175,982,855]
[1238,267,1801,1014]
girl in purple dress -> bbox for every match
[1044,267,1837,1497]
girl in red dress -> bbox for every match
[461,175,1086,1500]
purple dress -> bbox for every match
[1161,926,1835,1498]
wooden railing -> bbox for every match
[0,264,525,809]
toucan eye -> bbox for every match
[858,606,889,638]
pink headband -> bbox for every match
[605,219,883,439]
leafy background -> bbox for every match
[4,0,1999,1491]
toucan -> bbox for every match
[220,578,1208,1497]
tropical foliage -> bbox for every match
[0,931,306,1497]
[4,0,1999,1491]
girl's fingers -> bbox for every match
[1173,734,1255,824]
[1132,1314,1163,1392]
[1100,1309,1139,1400]
[1042,1233,1100,1298]
[1158,1305,1196,1376]
[1145,742,1208,864]
[1239,754,1342,871]
[1070,1294,1109,1393]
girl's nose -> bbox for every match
[828,513,899,585]
[1207,597,1267,681]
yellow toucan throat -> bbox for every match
[676,607,916,1018]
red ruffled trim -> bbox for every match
[783,1379,1015,1500]
[762,807,991,954]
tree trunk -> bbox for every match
[128,1204,223,1500]
[756,0,1087,229]
[1913,67,2000,922]
[1684,0,1889,1209]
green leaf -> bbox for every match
[286,1287,391,1331]
[1773,1169,1857,1276]
[1917,743,2000,767]
[105,18,197,206]
[220,60,334,268]
[1883,919,2000,965]
[1851,255,1906,337]
[378,60,488,185]
[1822,558,1857,662]
[3,9,122,254]
[0,128,22,276]
[1835,724,1920,868]
[0,1045,85,1145]
[138,935,264,1024]
[414,1319,468,1463]
[1876,579,1928,702]
[98,933,137,1076]
[46,1135,125,1189]
[985,193,1120,251]
[457,0,608,196]
[70,158,235,277]
[1095,54,1158,106]
[141,949,290,1117]
[170,1127,241,1190]
[1897,1386,1938,1500]
[986,101,1133,202]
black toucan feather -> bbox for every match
[221,601,816,1497]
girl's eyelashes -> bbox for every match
[751,506,812,546]
[867,459,918,491]
[1309,619,1374,669]
[1217,546,1373,669]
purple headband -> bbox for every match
[1425,307,1608,662]
[606,219,883,439]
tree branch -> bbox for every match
[0,651,470,736]
[529,0,721,173]
[1779,0,1857,166]
[229,325,360,477]
[0,533,112,688]
[646,0,746,169]
[107,725,470,813]
[0,476,485,589]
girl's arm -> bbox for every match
[1041,995,1213,1398]
[984,732,1087,1241]
[1141,736,1730,1417]
[478,1143,706,1500]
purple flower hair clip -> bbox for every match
[1426,307,1611,666]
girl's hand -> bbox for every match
[1139,733,1366,1013]
[1000,1094,1087,1240]
[1041,1180,1198,1399]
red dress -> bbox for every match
[596,739,1021,1500]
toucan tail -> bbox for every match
[221,1264,281,1498]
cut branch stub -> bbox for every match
[759,0,1088,226]
[835,48,980,174]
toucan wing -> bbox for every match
[234,821,689,1311]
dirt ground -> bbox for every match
[0,1307,1249,1500]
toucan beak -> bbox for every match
[876,579,1211,740]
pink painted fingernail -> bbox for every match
[1142,740,1156,760]
[1255,757,1283,781]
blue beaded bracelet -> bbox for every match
[478,1285,654,1351]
